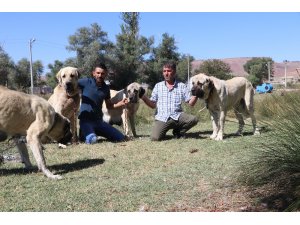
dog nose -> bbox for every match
[66,82,73,91]
[191,89,196,96]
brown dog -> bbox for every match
[102,82,145,137]
[0,86,72,179]
[48,67,80,143]
[190,73,260,140]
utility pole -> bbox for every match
[283,60,288,89]
[187,54,190,89]
[29,38,35,94]
[267,61,271,82]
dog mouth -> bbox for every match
[65,82,74,92]
[191,88,205,99]
[64,83,79,96]
[128,96,138,103]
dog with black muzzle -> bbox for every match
[190,73,260,141]
[0,86,72,179]
[48,66,80,144]
[102,82,145,137]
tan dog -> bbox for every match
[190,73,260,141]
[0,86,72,179]
[102,82,145,137]
[48,66,80,143]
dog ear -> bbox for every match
[56,69,63,84]
[139,87,145,98]
[210,77,223,93]
[208,78,214,89]
[76,69,81,78]
[124,87,129,97]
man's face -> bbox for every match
[163,66,176,82]
[92,67,107,85]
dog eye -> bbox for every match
[197,81,203,87]
[134,90,138,93]
[62,74,66,78]
[70,74,74,78]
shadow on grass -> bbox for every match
[0,158,105,176]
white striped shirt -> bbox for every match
[150,80,191,122]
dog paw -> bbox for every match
[210,134,217,139]
[215,137,223,141]
[51,174,63,180]
[58,143,67,149]
[46,173,62,180]
[234,131,243,136]
[254,130,261,135]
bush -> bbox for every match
[239,91,300,210]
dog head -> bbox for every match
[48,113,73,145]
[190,73,214,100]
[125,82,145,104]
[56,67,80,97]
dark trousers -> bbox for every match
[150,112,198,141]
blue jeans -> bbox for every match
[80,119,125,143]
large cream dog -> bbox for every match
[190,73,260,141]
[0,86,72,179]
[102,82,145,137]
[48,66,80,143]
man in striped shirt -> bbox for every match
[141,61,198,141]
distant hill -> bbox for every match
[191,57,300,79]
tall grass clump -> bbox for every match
[239,91,300,210]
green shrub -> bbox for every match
[239,91,300,210]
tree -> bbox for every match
[15,58,31,91]
[46,60,64,88]
[33,60,44,86]
[194,59,232,80]
[66,23,114,75]
[243,57,274,87]
[0,46,15,88]
[146,33,180,87]
[176,54,195,83]
[112,12,153,89]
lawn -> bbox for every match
[0,116,277,212]
[2,92,300,212]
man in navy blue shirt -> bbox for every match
[78,63,127,144]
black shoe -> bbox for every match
[172,129,185,139]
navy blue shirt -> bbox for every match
[78,77,110,121]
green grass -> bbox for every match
[1,94,300,212]
[0,118,263,212]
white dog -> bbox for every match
[0,86,72,179]
[48,67,81,143]
[102,82,145,137]
[190,73,260,141]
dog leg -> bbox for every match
[122,108,130,137]
[210,112,219,140]
[15,139,32,169]
[27,132,62,179]
[129,114,137,137]
[234,107,245,136]
[70,114,78,143]
[250,113,260,135]
[215,110,225,141]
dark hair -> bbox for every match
[93,63,107,71]
[163,61,176,71]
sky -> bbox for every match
[1,11,300,74]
